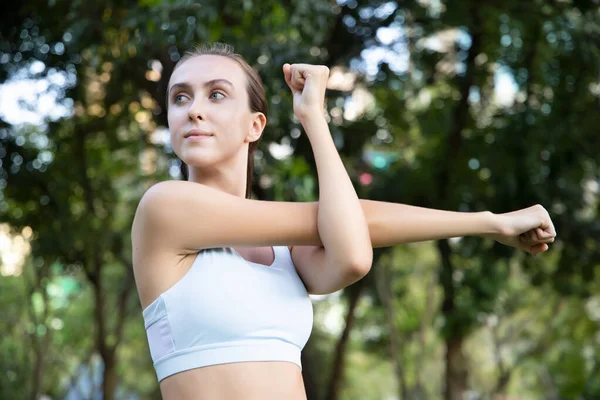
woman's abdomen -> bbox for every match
[159,361,307,400]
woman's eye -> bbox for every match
[174,94,187,104]
[210,91,225,100]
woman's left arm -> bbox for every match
[284,63,372,294]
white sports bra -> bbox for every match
[142,246,314,382]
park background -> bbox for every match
[1,0,599,399]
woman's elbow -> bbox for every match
[346,249,373,279]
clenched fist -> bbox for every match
[283,63,329,122]
[489,204,557,255]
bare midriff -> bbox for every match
[159,361,307,400]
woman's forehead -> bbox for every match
[169,55,246,88]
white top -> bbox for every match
[142,246,314,381]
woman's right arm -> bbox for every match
[132,180,322,254]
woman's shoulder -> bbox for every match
[140,180,203,204]
[134,180,212,227]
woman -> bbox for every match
[131,43,556,400]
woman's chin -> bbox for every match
[184,160,217,170]
[179,149,218,168]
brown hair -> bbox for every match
[169,43,268,199]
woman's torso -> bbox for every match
[136,245,312,400]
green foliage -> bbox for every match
[0,0,599,399]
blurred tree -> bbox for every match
[1,0,599,399]
[0,0,342,398]
[326,0,599,399]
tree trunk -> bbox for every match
[445,337,468,400]
[374,260,408,400]
[435,1,481,397]
[301,345,320,400]
[28,259,51,400]
[91,256,135,400]
[325,279,366,400]
[30,343,44,400]
[91,267,113,400]
[414,271,436,398]
[78,126,136,399]
[438,239,468,400]
[30,330,52,400]
[102,350,118,400]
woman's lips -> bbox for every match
[185,135,213,142]
[184,129,214,141]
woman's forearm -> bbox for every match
[303,116,372,267]
[359,199,501,248]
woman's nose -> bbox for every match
[188,99,205,121]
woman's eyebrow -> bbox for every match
[168,82,193,96]
[204,79,235,90]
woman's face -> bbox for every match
[167,55,263,170]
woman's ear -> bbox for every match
[246,112,267,143]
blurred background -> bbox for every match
[1,0,599,399]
